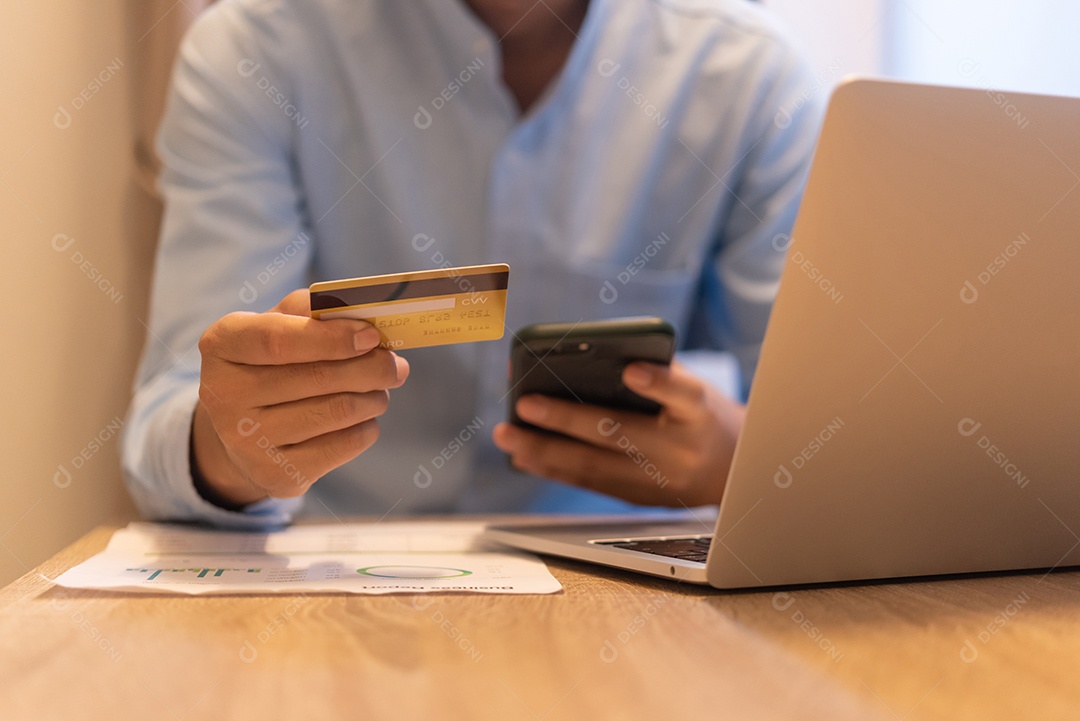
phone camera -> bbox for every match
[550,342,591,354]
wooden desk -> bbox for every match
[2,519,1079,720]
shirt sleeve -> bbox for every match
[121,3,310,529]
[684,36,825,400]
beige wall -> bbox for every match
[0,2,177,586]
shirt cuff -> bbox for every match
[123,382,303,530]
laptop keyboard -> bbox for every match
[598,536,713,564]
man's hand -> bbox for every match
[192,289,409,507]
[492,362,744,507]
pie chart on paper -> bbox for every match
[357,565,473,579]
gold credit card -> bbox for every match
[309,263,509,350]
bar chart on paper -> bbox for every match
[50,521,561,595]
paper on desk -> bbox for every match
[51,521,561,595]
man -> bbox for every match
[122,0,822,528]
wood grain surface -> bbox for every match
[2,520,1078,720]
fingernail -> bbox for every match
[354,328,380,352]
[394,355,410,382]
[493,424,518,451]
[517,396,547,422]
[624,364,652,388]
[514,458,541,476]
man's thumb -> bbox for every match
[272,288,311,317]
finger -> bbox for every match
[201,310,380,366]
[493,423,677,506]
[271,288,312,317]
[238,420,381,498]
[512,395,654,452]
[251,390,391,446]
[221,350,408,407]
[622,361,714,422]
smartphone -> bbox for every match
[508,317,677,432]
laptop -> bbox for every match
[485,77,1080,588]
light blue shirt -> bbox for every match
[122,0,823,529]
